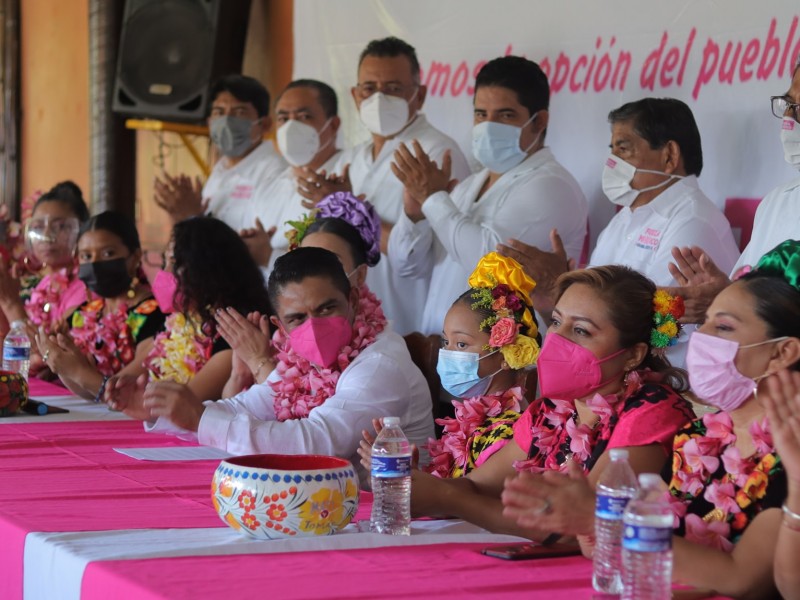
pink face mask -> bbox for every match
[152,269,180,314]
[289,316,353,368]
[686,331,786,411]
[537,333,627,400]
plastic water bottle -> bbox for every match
[593,448,638,593]
[622,473,673,600]
[370,416,411,535]
[3,320,30,379]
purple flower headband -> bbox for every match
[286,192,382,267]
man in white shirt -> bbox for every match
[500,97,739,315]
[388,56,588,335]
[589,98,739,283]
[299,37,470,335]
[662,59,800,322]
[141,247,434,485]
[154,74,286,232]
[254,79,343,274]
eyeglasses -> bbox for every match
[354,82,417,99]
[771,95,800,122]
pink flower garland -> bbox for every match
[514,371,652,475]
[25,266,77,330]
[269,285,386,421]
[668,410,777,552]
[70,299,135,377]
[426,387,522,478]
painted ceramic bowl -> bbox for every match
[212,454,359,540]
[0,371,28,417]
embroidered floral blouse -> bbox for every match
[666,411,786,552]
[513,381,695,474]
[70,297,165,377]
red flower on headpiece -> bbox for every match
[491,284,510,299]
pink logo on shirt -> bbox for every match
[231,184,253,200]
[635,227,662,251]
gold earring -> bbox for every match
[127,276,139,299]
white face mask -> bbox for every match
[601,154,684,207]
[358,90,417,137]
[276,118,332,167]
[471,113,539,174]
[781,117,800,169]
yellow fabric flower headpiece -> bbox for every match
[467,252,539,369]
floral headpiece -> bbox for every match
[285,192,381,267]
[651,290,684,354]
[467,252,539,370]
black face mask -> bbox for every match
[78,258,132,298]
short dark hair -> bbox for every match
[475,56,550,116]
[79,210,140,254]
[305,217,377,268]
[172,217,272,325]
[268,247,351,311]
[358,36,420,82]
[33,180,90,223]
[210,74,271,117]
[608,98,703,176]
[278,79,338,119]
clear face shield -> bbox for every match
[24,216,80,269]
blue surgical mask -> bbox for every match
[437,348,501,398]
[471,112,539,173]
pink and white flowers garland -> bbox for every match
[426,387,523,478]
[269,286,386,421]
[25,266,77,329]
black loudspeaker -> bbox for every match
[112,0,251,122]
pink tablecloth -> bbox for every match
[0,420,224,599]
[81,543,594,600]
[28,377,70,397]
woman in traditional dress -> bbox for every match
[501,240,800,599]
[36,211,165,399]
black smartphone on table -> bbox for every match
[481,542,582,560]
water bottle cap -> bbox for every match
[382,416,400,427]
[10,320,25,329]
[638,473,663,488]
[609,449,629,461]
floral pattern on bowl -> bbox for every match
[212,454,359,540]
[0,371,28,417]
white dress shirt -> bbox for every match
[733,176,800,273]
[334,114,471,334]
[590,176,740,285]
[259,151,343,276]
[388,147,588,335]
[204,141,287,232]
[150,330,435,486]
[589,175,740,368]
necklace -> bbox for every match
[269,285,386,421]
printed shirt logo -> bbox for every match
[231,184,254,200]
[635,227,662,251]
